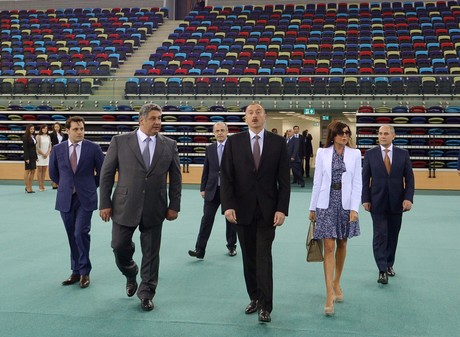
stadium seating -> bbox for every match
[1,7,166,96]
[126,2,460,96]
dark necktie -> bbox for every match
[253,135,261,170]
[70,143,78,173]
[142,137,151,168]
[384,148,391,174]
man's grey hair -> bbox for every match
[380,125,395,134]
[213,121,228,131]
[139,103,162,120]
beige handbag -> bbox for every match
[306,220,324,262]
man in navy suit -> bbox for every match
[362,125,414,285]
[221,103,290,323]
[49,116,104,288]
[189,122,237,259]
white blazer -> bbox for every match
[309,146,362,212]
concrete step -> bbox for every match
[93,19,181,100]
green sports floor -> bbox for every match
[0,181,459,337]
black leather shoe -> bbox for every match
[140,298,154,311]
[62,274,80,286]
[79,275,90,288]
[387,266,396,277]
[126,276,138,297]
[378,271,388,284]
[245,300,258,314]
[258,309,271,323]
[228,248,237,256]
[188,249,205,259]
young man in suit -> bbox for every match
[291,126,303,182]
[49,116,105,289]
[99,103,182,311]
[362,125,415,285]
[301,129,313,178]
[189,122,237,259]
[286,128,305,187]
[220,103,291,323]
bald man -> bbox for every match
[189,122,237,259]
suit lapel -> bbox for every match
[64,141,71,172]
[325,147,333,180]
[241,131,256,170]
[76,140,86,172]
[149,134,165,173]
[390,146,401,173]
[127,131,145,168]
[209,142,219,167]
[259,130,269,169]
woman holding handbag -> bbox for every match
[309,121,362,316]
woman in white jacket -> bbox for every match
[309,121,362,316]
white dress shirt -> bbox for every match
[137,129,157,165]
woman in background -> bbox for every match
[22,124,37,193]
[49,122,68,189]
[36,124,52,191]
[308,121,362,316]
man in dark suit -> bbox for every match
[362,125,414,285]
[292,126,303,182]
[49,116,105,289]
[99,103,182,311]
[286,128,305,188]
[220,103,290,323]
[189,122,237,259]
[301,129,313,177]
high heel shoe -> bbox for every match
[324,296,335,316]
[324,305,334,316]
[334,289,344,303]
[25,188,35,193]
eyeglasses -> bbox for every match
[337,131,351,136]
